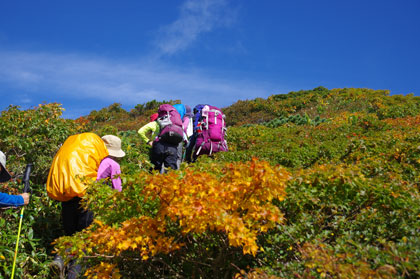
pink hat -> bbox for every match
[150,113,158,122]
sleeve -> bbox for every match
[110,163,122,192]
[97,159,111,181]
[138,121,158,144]
[0,192,24,207]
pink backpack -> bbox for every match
[194,105,228,157]
[156,104,184,144]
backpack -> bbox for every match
[192,104,206,133]
[173,104,186,119]
[194,105,228,157]
[46,133,109,202]
[156,104,184,144]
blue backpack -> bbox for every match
[192,104,206,133]
[173,104,186,119]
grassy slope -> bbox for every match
[101,87,420,277]
[1,87,420,278]
[214,88,420,278]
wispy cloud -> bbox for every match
[0,50,276,117]
[0,0,281,119]
[154,0,234,55]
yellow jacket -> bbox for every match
[46,133,109,202]
[137,121,160,144]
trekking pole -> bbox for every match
[11,163,33,279]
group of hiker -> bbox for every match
[138,103,228,172]
[0,102,228,278]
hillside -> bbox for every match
[0,87,419,278]
[224,86,420,126]
[75,86,420,131]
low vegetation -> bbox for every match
[1,87,419,278]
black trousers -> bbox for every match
[61,197,93,236]
[185,134,197,163]
[151,141,178,171]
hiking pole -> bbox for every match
[11,163,33,279]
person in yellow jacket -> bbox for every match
[137,113,159,146]
[47,133,111,278]
[47,133,109,236]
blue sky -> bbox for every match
[0,0,419,118]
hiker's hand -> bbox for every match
[20,193,30,205]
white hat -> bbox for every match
[101,135,126,158]
[0,151,12,182]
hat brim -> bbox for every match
[108,149,126,158]
[0,164,11,183]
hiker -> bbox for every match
[97,135,126,192]
[173,104,189,168]
[138,113,159,147]
[138,113,160,170]
[193,105,228,160]
[177,105,194,167]
[184,104,206,163]
[183,105,194,139]
[151,104,184,172]
[0,151,30,207]
[47,133,112,278]
[185,104,228,162]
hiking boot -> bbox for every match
[50,255,65,278]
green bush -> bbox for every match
[0,103,82,185]
[0,184,62,278]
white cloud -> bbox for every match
[0,0,265,119]
[0,50,275,113]
[20,95,32,104]
[154,0,234,55]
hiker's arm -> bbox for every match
[138,122,158,144]
[110,164,122,192]
[0,192,25,207]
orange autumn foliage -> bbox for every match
[56,159,290,278]
[144,159,290,255]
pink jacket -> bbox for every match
[96,157,122,192]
